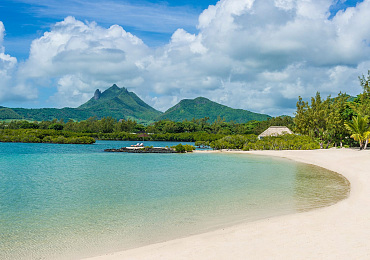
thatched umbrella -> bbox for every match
[137,132,150,144]
[257,126,293,140]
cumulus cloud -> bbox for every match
[145,0,370,114]
[0,22,32,103]
[3,0,370,115]
[18,16,149,107]
[0,22,4,48]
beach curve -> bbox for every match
[84,149,370,260]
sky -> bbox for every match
[0,0,369,116]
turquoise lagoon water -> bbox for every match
[0,141,349,260]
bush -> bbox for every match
[48,123,64,130]
[65,136,96,144]
[21,135,41,143]
[143,145,154,151]
[0,129,95,144]
[172,143,186,153]
[42,136,53,143]
[183,144,195,152]
[171,143,195,153]
[209,134,320,151]
[210,134,257,150]
[195,141,210,147]
[52,136,67,144]
[243,134,320,150]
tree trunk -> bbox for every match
[364,139,369,150]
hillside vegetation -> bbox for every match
[158,97,270,123]
[0,85,270,124]
[3,85,162,122]
[79,84,162,121]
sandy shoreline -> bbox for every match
[85,149,370,260]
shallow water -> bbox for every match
[0,141,349,260]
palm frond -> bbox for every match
[345,115,370,147]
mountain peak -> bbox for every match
[193,97,209,100]
[192,97,210,103]
[78,84,162,121]
[110,84,120,90]
[94,89,102,100]
[103,84,121,94]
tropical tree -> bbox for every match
[349,71,370,117]
[327,92,351,147]
[294,92,331,148]
[99,117,116,133]
[294,92,352,148]
[344,115,370,150]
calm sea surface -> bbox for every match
[0,141,349,260]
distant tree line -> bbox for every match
[209,134,319,151]
[0,114,294,143]
[0,129,95,144]
[1,71,369,149]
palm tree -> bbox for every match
[344,115,370,150]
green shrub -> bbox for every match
[243,134,320,151]
[143,145,154,151]
[48,123,64,130]
[42,136,53,143]
[195,141,210,147]
[52,136,67,144]
[21,135,41,143]
[172,143,195,153]
[66,136,95,144]
[183,144,195,152]
[210,134,257,150]
[172,143,186,153]
[0,129,95,144]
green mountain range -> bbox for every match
[0,85,161,122]
[0,85,270,123]
[158,97,270,123]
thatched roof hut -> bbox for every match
[258,126,294,139]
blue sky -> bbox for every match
[1,0,218,60]
[1,0,362,60]
[330,0,364,15]
[0,0,369,116]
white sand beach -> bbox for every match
[85,149,370,260]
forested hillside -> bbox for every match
[158,97,270,123]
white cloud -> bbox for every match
[0,22,33,103]
[169,29,208,55]
[0,22,4,50]
[148,0,370,114]
[274,0,295,11]
[3,0,370,116]
[22,17,148,78]
[0,52,17,102]
[16,16,150,107]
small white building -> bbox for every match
[258,126,294,140]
